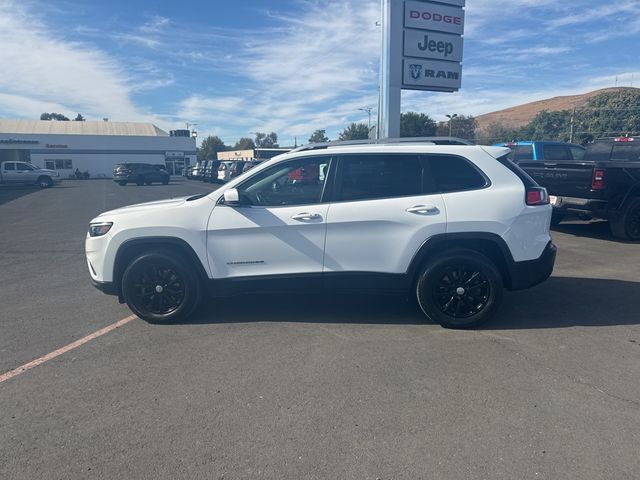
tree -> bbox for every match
[234,137,256,150]
[476,122,520,144]
[436,114,477,139]
[73,113,86,121]
[400,112,436,137]
[308,129,329,143]
[338,122,369,140]
[254,132,279,148]
[40,112,69,121]
[198,135,227,161]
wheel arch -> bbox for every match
[113,237,209,299]
[407,233,515,289]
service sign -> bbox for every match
[402,59,462,91]
[403,29,463,62]
[404,0,465,35]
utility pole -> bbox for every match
[359,107,373,132]
[446,114,458,136]
[569,107,576,143]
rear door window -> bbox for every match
[543,144,571,160]
[426,155,488,193]
[513,145,533,162]
[570,146,585,160]
[336,154,423,202]
[4,162,15,171]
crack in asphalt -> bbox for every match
[479,331,640,409]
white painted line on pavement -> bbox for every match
[0,315,137,384]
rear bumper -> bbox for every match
[551,196,608,218]
[508,241,556,290]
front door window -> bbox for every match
[237,156,331,207]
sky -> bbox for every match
[0,0,639,146]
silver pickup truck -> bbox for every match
[0,161,61,188]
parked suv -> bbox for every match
[87,142,556,328]
[113,163,170,186]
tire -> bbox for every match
[610,197,640,241]
[135,176,145,186]
[162,178,169,185]
[121,250,202,324]
[416,249,503,329]
[37,176,53,188]
[550,213,564,226]
[118,181,127,186]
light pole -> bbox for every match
[445,114,458,136]
[359,107,373,132]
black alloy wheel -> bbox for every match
[122,250,201,323]
[416,249,503,329]
[628,204,640,240]
[611,197,640,241]
[432,265,491,319]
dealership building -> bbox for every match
[0,120,197,177]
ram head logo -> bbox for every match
[409,64,423,80]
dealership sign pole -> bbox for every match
[378,0,465,139]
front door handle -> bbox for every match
[292,212,322,221]
[406,205,440,214]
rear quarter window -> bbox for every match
[426,155,488,193]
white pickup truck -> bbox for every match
[0,161,61,188]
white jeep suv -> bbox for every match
[86,142,556,328]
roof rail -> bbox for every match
[290,136,474,153]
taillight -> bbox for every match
[526,187,549,206]
[614,137,634,142]
[591,168,606,190]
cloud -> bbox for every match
[176,0,381,144]
[0,1,149,121]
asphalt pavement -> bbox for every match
[1,179,639,479]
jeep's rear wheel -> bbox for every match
[121,250,201,324]
[135,176,145,186]
[416,249,503,329]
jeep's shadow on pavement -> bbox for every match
[181,276,640,329]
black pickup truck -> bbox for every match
[520,137,640,240]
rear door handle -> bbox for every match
[292,212,322,221]
[406,205,440,214]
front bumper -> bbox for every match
[508,241,557,291]
[91,278,119,296]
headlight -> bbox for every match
[89,222,113,237]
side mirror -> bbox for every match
[223,188,241,206]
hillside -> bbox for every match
[475,87,640,132]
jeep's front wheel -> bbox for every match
[416,249,503,329]
[121,250,201,324]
